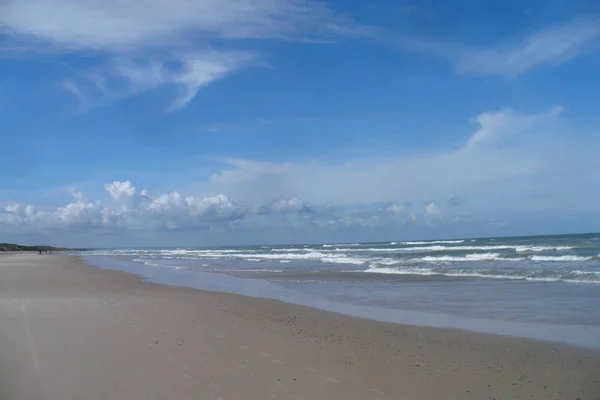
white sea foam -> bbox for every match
[366,266,523,280]
[242,269,285,273]
[530,255,591,262]
[515,246,573,252]
[321,256,367,265]
[375,258,402,266]
[334,245,573,253]
[190,251,369,265]
[367,267,440,275]
[160,249,248,255]
[367,266,598,283]
[524,277,600,284]
[420,253,505,262]
[271,248,306,252]
[569,270,600,276]
[401,240,465,245]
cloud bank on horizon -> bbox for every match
[0,0,599,246]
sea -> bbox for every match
[80,233,600,349]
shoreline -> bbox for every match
[83,253,600,350]
[2,253,599,399]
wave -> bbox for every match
[190,251,369,265]
[161,249,249,255]
[366,265,525,280]
[333,245,573,253]
[515,246,573,252]
[320,256,367,265]
[569,270,600,276]
[239,268,285,273]
[401,240,465,245]
[365,266,600,283]
[530,255,592,262]
[420,253,505,262]
[271,248,305,252]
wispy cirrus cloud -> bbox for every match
[63,51,257,112]
[404,16,600,76]
[0,0,366,111]
[0,0,365,50]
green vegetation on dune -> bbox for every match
[0,243,68,252]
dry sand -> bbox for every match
[0,253,598,400]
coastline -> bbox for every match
[1,253,599,399]
[83,253,600,350]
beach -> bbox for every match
[1,253,599,400]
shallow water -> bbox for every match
[79,233,600,349]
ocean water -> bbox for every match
[80,233,600,348]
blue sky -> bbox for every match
[1,0,599,247]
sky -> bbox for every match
[1,0,599,247]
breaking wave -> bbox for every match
[365,266,600,284]
[420,253,505,262]
[400,240,465,245]
[531,255,592,262]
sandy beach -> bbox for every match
[1,254,598,400]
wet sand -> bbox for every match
[1,253,599,399]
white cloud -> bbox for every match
[206,105,600,219]
[404,17,600,76]
[425,202,441,216]
[61,80,89,109]
[0,0,364,111]
[209,106,565,204]
[0,0,363,51]
[465,105,563,149]
[58,48,258,112]
[104,180,136,201]
[2,106,598,242]
[0,181,434,236]
[1,182,243,233]
[390,204,405,214]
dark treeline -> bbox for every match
[0,243,71,252]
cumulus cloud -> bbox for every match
[2,106,597,243]
[0,180,450,237]
[104,180,136,201]
[1,182,244,233]
[403,16,600,76]
[425,202,441,216]
[389,204,405,214]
